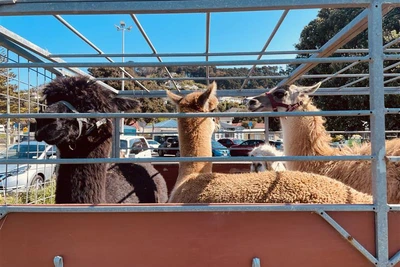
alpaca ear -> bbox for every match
[296,82,322,95]
[166,90,183,105]
[198,81,217,109]
[112,97,141,112]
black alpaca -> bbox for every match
[35,76,168,204]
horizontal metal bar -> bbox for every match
[385,108,400,114]
[50,50,322,58]
[385,156,400,162]
[384,54,400,60]
[0,110,373,119]
[318,210,378,265]
[0,0,372,16]
[95,73,400,82]
[0,155,374,165]
[121,87,400,97]
[139,129,400,135]
[0,56,369,68]
[46,48,400,58]
[0,0,16,4]
[388,205,400,211]
[0,204,375,218]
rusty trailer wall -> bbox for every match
[0,0,400,266]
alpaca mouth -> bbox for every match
[248,105,265,112]
[35,125,64,145]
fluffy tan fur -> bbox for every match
[247,82,400,203]
[282,101,400,203]
[170,171,371,203]
[167,82,372,204]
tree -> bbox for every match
[87,67,175,124]
[293,7,400,132]
[0,48,26,127]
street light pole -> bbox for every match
[115,21,132,135]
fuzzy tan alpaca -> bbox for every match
[249,144,286,172]
[247,82,400,203]
[167,82,371,204]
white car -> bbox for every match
[0,141,57,192]
[119,135,152,158]
[147,139,161,153]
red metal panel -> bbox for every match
[0,210,374,267]
[389,212,400,261]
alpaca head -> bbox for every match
[166,81,219,133]
[249,144,285,172]
[34,75,140,150]
[246,82,322,112]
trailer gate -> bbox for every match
[0,0,400,266]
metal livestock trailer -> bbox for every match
[0,0,400,266]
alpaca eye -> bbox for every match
[274,91,285,99]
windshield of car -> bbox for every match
[120,140,128,149]
[148,140,158,145]
[233,139,243,144]
[0,144,46,159]
[212,140,226,148]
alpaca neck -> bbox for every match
[55,138,111,204]
[175,117,213,184]
[280,102,335,171]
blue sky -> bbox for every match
[1,9,319,60]
[1,9,320,88]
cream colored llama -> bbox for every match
[249,144,286,172]
[246,82,400,203]
[166,82,371,204]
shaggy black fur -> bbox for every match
[35,75,168,204]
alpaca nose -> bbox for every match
[248,99,258,106]
[242,97,253,105]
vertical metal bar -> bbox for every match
[368,1,389,266]
[120,24,126,136]
[205,12,211,86]
[252,258,261,267]
[6,49,11,147]
[264,116,269,142]
[240,9,289,90]
[15,54,20,200]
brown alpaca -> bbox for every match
[247,82,400,204]
[166,82,371,204]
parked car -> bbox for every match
[158,136,180,157]
[229,139,266,156]
[158,138,230,157]
[217,138,244,148]
[153,134,178,145]
[147,139,161,153]
[0,141,57,192]
[269,139,284,151]
[211,140,230,157]
[119,135,152,158]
